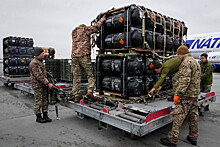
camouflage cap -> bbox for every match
[79,24,86,27]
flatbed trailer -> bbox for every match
[0,75,31,87]
[60,92,216,137]
[2,80,216,138]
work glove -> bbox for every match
[174,95,180,103]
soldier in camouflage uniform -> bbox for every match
[148,57,182,95]
[160,46,201,146]
[200,53,213,111]
[71,15,106,103]
[29,47,54,123]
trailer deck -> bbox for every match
[60,92,216,137]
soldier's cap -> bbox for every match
[201,53,208,59]
[177,45,189,55]
[153,60,162,69]
[79,24,86,27]
[34,47,44,56]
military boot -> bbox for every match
[86,92,96,102]
[160,138,177,147]
[187,136,197,146]
[36,114,47,123]
[43,112,52,122]
[74,95,81,103]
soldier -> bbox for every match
[200,53,213,111]
[160,46,201,146]
[148,57,182,96]
[29,47,54,123]
[71,15,106,103]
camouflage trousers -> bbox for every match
[201,84,212,92]
[71,55,95,96]
[168,97,199,144]
[34,88,49,115]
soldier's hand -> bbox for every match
[174,95,180,103]
[155,86,162,92]
[101,15,106,22]
[148,88,155,96]
[48,83,54,89]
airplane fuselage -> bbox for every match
[187,32,220,59]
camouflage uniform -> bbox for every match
[201,60,213,92]
[153,57,181,89]
[29,57,49,115]
[168,53,201,144]
[71,20,103,96]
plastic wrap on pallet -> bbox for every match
[18,57,27,66]
[99,55,144,76]
[26,47,34,55]
[18,66,27,75]
[98,27,177,50]
[96,4,187,51]
[4,46,18,54]
[18,37,27,47]
[163,75,172,90]
[102,76,144,97]
[103,5,187,36]
[26,38,34,47]
[4,66,18,75]
[145,76,154,91]
[3,36,19,47]
[4,57,18,66]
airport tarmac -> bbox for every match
[0,63,220,147]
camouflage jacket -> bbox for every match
[201,60,213,85]
[71,20,103,58]
[174,53,201,98]
[153,57,181,89]
[29,57,49,90]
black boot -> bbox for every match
[43,112,52,122]
[187,136,197,146]
[36,114,47,123]
[160,138,177,147]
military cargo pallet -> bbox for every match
[97,48,174,56]
[3,54,33,58]
[98,90,148,102]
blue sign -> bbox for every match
[187,37,220,49]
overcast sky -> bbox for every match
[0,0,220,59]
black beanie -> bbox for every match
[34,47,44,56]
[201,53,208,59]
[153,60,162,69]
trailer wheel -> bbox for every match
[4,83,8,86]
[126,132,139,140]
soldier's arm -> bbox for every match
[175,61,191,96]
[86,15,106,35]
[31,62,49,86]
[201,65,212,80]
[153,68,169,89]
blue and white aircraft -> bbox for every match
[187,32,220,69]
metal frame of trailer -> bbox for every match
[4,81,216,137]
[0,76,31,86]
[60,92,216,137]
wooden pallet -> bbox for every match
[98,90,147,102]
[3,54,33,58]
[97,48,174,56]
[4,74,30,78]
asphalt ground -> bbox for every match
[0,62,220,147]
